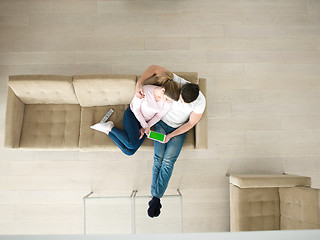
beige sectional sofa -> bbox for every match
[229,174,320,231]
[5,73,207,151]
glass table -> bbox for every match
[83,189,183,234]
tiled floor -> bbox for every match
[0,0,320,235]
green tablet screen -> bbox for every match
[149,131,165,142]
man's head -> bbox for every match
[180,83,200,103]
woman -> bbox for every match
[91,73,180,156]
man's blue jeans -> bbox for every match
[151,120,187,198]
[109,107,146,156]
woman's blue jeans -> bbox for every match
[109,107,146,156]
[151,120,187,198]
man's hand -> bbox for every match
[135,82,145,99]
[139,128,145,139]
[163,133,173,143]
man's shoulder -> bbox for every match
[173,73,189,85]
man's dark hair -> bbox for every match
[181,83,200,103]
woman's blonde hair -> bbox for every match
[156,71,180,101]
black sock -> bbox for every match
[147,196,160,218]
[154,201,162,217]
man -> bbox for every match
[136,65,206,218]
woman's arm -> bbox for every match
[147,103,172,128]
[130,97,148,129]
[136,65,168,98]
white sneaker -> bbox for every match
[90,121,114,134]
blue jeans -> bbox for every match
[151,120,187,198]
[109,107,146,156]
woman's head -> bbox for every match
[160,79,180,102]
[155,71,180,102]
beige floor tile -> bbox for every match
[0,52,76,65]
[29,12,158,26]
[263,90,320,103]
[219,143,320,159]
[0,64,113,76]
[181,0,307,14]
[211,90,263,104]
[0,219,82,234]
[209,130,246,145]
[0,15,29,27]
[53,0,96,14]
[14,38,144,52]
[207,103,232,117]
[15,204,82,220]
[224,25,287,38]
[0,205,15,220]
[159,12,243,25]
[0,25,95,41]
[0,190,88,205]
[281,116,320,129]
[208,117,282,131]
[184,216,229,232]
[208,51,320,64]
[231,103,320,117]
[244,13,320,26]
[10,160,97,176]
[97,0,183,13]
[287,26,320,37]
[246,130,320,144]
[75,50,207,64]
[226,157,284,175]
[0,1,53,15]
[190,38,318,51]
[144,38,189,50]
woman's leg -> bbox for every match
[108,107,146,155]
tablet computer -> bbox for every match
[147,130,166,143]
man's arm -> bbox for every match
[164,112,203,143]
[136,65,168,98]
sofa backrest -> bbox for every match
[139,72,199,86]
[8,75,78,104]
[73,74,136,107]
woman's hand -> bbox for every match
[135,83,145,99]
[139,128,145,139]
[144,126,150,135]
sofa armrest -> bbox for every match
[195,78,207,149]
[4,87,25,148]
[229,174,311,189]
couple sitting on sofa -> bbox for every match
[91,65,206,218]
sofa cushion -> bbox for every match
[8,75,78,104]
[73,75,136,107]
[79,105,152,151]
[182,128,195,150]
[20,104,81,149]
[230,184,280,231]
[279,187,320,230]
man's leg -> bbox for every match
[152,131,186,198]
[151,121,168,198]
